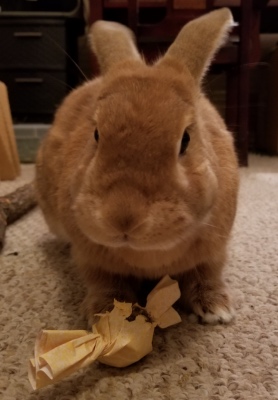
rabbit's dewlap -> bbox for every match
[36,9,239,324]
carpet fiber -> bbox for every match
[1,155,278,400]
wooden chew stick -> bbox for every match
[0,182,37,251]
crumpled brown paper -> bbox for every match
[28,275,181,390]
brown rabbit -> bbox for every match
[36,8,239,325]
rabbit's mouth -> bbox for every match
[88,223,198,252]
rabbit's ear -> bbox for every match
[158,8,233,83]
[89,21,142,74]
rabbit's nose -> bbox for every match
[113,212,139,235]
[101,183,147,236]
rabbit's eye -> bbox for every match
[94,129,99,142]
[180,130,190,155]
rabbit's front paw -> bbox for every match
[80,281,138,328]
[189,285,235,324]
[81,293,114,327]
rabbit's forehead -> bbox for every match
[98,72,195,104]
[96,75,195,134]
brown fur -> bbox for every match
[35,9,239,325]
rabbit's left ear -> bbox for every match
[89,21,143,74]
[158,8,234,83]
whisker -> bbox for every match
[44,32,89,82]
[201,222,229,239]
[202,222,218,229]
[240,61,269,68]
[44,73,75,91]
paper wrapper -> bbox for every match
[28,275,181,390]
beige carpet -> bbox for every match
[1,155,278,400]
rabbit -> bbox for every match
[35,8,239,326]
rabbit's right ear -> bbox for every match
[158,8,233,84]
[89,21,142,74]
